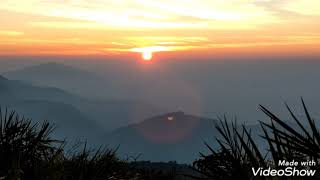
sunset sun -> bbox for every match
[131,46,169,62]
[142,51,153,61]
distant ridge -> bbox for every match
[108,111,217,162]
[4,62,96,77]
[0,75,9,92]
[108,111,269,162]
[0,71,166,133]
[0,75,7,81]
[129,111,209,135]
[3,62,108,97]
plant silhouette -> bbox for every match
[194,99,320,179]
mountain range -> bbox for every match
[1,61,312,162]
[3,62,121,99]
[0,73,167,143]
[1,73,223,162]
[6,60,320,123]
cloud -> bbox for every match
[253,0,320,18]
[29,21,107,29]
[1,0,319,30]
[1,0,319,56]
[283,0,320,16]
[0,0,276,29]
[0,30,24,36]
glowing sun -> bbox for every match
[142,51,153,61]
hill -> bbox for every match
[5,100,102,143]
[107,111,273,163]
[0,75,166,143]
[107,111,219,163]
[0,75,7,81]
[3,62,115,98]
[0,75,103,143]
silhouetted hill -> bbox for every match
[108,112,219,162]
[0,75,103,143]
[0,76,166,143]
[3,63,167,127]
[0,75,7,81]
[3,62,112,98]
[5,100,101,143]
[107,111,275,162]
[4,62,96,80]
[0,75,8,91]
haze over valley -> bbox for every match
[1,57,319,162]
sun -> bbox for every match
[142,51,153,61]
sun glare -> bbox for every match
[142,51,153,61]
[131,46,169,61]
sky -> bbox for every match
[0,0,320,58]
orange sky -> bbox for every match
[0,0,320,58]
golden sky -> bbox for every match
[0,0,320,57]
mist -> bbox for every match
[2,55,320,124]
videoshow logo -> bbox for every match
[252,160,317,177]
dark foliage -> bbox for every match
[0,108,59,179]
[5,98,320,179]
[0,108,183,180]
[194,99,320,179]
